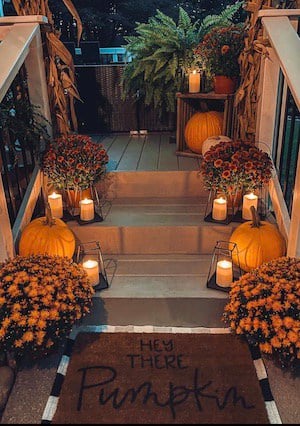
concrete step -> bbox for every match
[101,254,228,300]
[81,254,228,328]
[97,170,207,199]
[68,197,239,255]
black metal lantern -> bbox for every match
[62,185,104,224]
[206,240,242,292]
[204,189,242,224]
[76,240,109,291]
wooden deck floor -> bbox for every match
[90,133,200,172]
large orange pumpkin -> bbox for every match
[184,111,223,154]
[19,206,75,259]
[230,207,286,272]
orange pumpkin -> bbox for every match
[19,206,75,259]
[184,111,223,154]
[231,207,286,272]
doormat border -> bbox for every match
[41,325,282,425]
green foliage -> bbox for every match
[122,2,244,116]
[0,91,51,164]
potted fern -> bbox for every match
[122,2,243,118]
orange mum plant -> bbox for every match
[223,256,300,369]
[0,255,94,359]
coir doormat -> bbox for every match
[42,326,281,424]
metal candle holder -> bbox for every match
[206,240,242,293]
[76,240,109,291]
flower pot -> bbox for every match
[66,187,92,209]
[213,75,236,94]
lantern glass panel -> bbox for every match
[206,240,242,293]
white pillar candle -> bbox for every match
[242,192,258,220]
[189,70,201,93]
[79,198,94,221]
[216,260,233,287]
[212,197,227,221]
[82,259,99,286]
[48,192,63,219]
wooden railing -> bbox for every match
[0,16,52,261]
[257,9,300,256]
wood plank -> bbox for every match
[178,156,199,171]
[0,23,39,102]
[138,133,161,170]
[117,135,146,171]
[12,166,42,248]
[97,134,116,150]
[158,133,179,171]
[106,134,131,171]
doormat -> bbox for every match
[41,326,281,424]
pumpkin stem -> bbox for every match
[250,205,261,228]
[45,202,56,227]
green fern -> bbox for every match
[122,2,244,117]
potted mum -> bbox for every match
[200,139,273,214]
[201,139,273,192]
[223,256,299,370]
[194,24,245,94]
[0,254,94,361]
[42,134,109,210]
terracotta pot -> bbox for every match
[66,187,92,209]
[213,75,236,94]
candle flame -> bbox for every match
[218,260,232,268]
[83,259,98,268]
[192,69,197,74]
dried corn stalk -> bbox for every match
[234,0,272,142]
[12,0,82,136]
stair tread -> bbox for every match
[98,254,228,299]
[68,197,241,228]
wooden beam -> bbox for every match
[0,16,48,25]
[12,166,43,249]
[25,26,53,138]
[262,16,300,111]
[287,149,300,257]
[0,23,39,102]
[268,175,290,243]
[0,174,14,261]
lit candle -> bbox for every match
[82,259,99,286]
[79,198,94,221]
[212,197,227,221]
[189,70,201,93]
[242,192,258,220]
[48,192,63,219]
[216,260,233,287]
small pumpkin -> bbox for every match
[202,135,232,156]
[184,111,223,154]
[19,204,76,259]
[231,206,286,272]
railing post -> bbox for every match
[25,25,52,139]
[0,170,14,261]
[287,149,300,257]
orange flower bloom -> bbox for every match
[260,342,273,354]
[287,330,298,344]
[283,317,294,329]
[22,331,34,342]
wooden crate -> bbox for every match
[176,92,235,158]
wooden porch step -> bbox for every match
[68,197,239,255]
